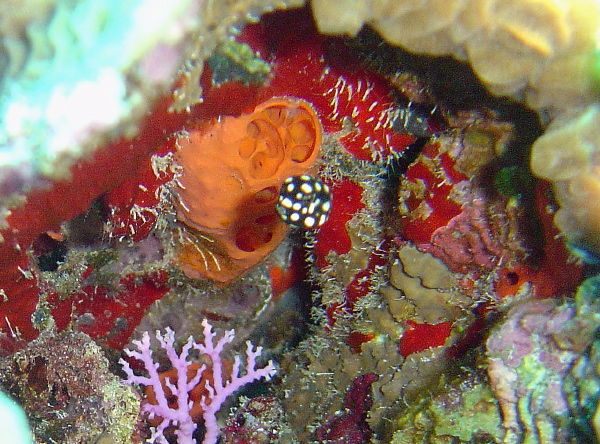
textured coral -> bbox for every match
[310,0,600,113]
[0,0,200,203]
[486,297,600,443]
[280,247,473,440]
[383,244,473,356]
[174,96,322,284]
[391,371,504,443]
[0,330,140,444]
[280,319,459,442]
[564,275,600,442]
[420,193,506,272]
[531,104,600,254]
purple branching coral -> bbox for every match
[119,319,277,444]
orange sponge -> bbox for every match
[174,96,322,284]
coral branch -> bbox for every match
[120,320,277,444]
[193,319,277,444]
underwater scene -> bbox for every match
[1,1,600,443]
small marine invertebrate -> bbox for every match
[276,174,332,229]
[120,319,277,444]
[174,96,322,284]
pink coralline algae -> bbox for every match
[420,191,505,274]
[120,319,277,444]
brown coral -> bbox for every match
[0,330,140,444]
[174,96,322,284]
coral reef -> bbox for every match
[0,3,598,444]
[0,0,312,346]
[220,8,585,442]
[385,244,471,348]
[310,0,600,113]
[309,0,600,256]
[279,271,469,442]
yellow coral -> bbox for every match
[531,105,600,252]
[310,0,600,113]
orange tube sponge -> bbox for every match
[174,96,322,284]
